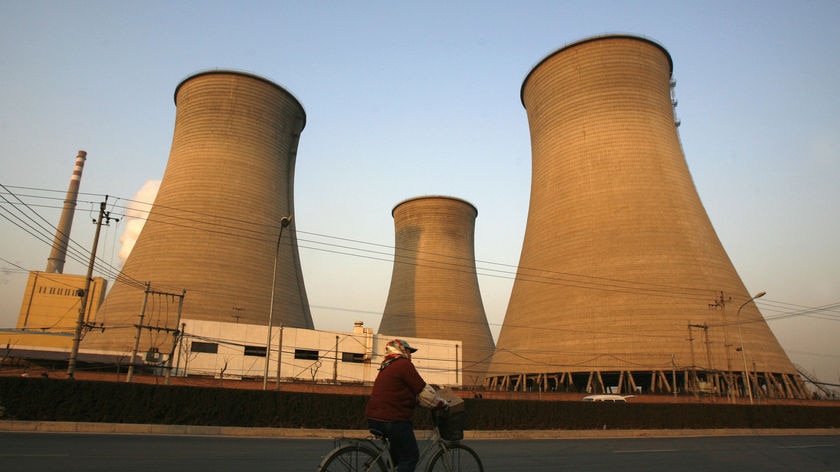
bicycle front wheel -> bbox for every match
[317,443,388,472]
[426,443,483,472]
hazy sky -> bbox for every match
[1,1,838,389]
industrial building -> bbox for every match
[5,38,812,400]
[486,34,807,399]
[172,320,461,386]
[379,196,496,387]
[3,151,108,355]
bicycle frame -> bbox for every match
[323,425,454,472]
[318,410,482,472]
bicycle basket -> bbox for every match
[435,409,465,441]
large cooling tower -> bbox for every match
[380,196,496,386]
[84,71,313,354]
[487,35,805,399]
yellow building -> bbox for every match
[2,271,106,351]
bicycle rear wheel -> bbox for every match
[426,443,483,472]
[317,443,388,472]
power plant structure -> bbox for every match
[486,35,807,399]
[5,39,814,400]
[45,150,87,274]
[10,150,107,351]
[82,70,313,357]
[379,196,496,387]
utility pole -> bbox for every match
[164,289,186,385]
[264,215,292,390]
[710,291,734,401]
[67,199,118,378]
[687,323,697,397]
[274,326,284,391]
[127,282,151,383]
[127,284,185,383]
[333,335,339,384]
[737,291,766,404]
[671,354,678,397]
[688,323,710,397]
[173,322,186,379]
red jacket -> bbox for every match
[365,357,427,422]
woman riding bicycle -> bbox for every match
[365,339,445,472]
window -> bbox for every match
[294,349,319,360]
[244,345,267,357]
[341,352,366,363]
[191,341,218,354]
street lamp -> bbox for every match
[263,215,292,391]
[736,290,766,404]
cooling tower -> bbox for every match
[380,196,496,386]
[487,35,805,399]
[83,70,313,355]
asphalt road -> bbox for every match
[1,432,838,472]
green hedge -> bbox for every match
[1,377,838,429]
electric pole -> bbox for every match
[67,199,118,378]
[710,291,735,401]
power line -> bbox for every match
[2,184,838,335]
[0,185,744,300]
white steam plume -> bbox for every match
[118,180,160,265]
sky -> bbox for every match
[1,1,838,390]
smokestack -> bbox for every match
[45,150,86,274]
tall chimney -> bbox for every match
[45,150,86,274]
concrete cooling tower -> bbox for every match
[380,196,496,386]
[83,70,313,355]
[487,35,806,399]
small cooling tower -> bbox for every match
[84,71,312,354]
[380,196,496,386]
[487,35,805,399]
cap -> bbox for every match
[385,339,417,356]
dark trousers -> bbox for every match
[367,419,419,472]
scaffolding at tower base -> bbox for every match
[483,369,810,400]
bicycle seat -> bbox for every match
[369,429,386,439]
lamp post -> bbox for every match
[263,215,292,391]
[736,290,766,404]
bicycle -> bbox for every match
[316,409,483,472]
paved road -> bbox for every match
[1,432,838,472]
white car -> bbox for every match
[582,394,631,403]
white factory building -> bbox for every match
[169,320,463,387]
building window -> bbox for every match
[294,349,319,360]
[341,352,366,363]
[244,345,267,357]
[191,341,218,354]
